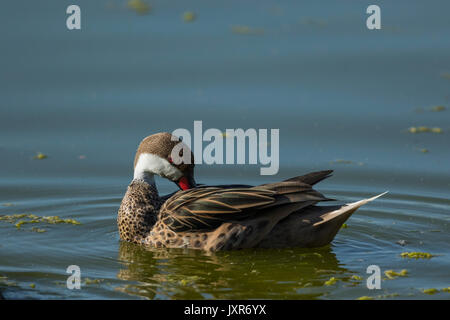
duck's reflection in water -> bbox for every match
[116,241,352,299]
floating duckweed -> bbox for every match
[408,126,443,134]
[441,287,450,293]
[29,283,35,289]
[183,11,196,22]
[419,148,429,153]
[84,278,103,285]
[15,220,26,229]
[423,288,438,295]
[231,25,264,35]
[377,293,400,299]
[431,127,443,133]
[42,216,81,225]
[331,159,353,164]
[400,252,434,259]
[357,296,374,300]
[384,269,408,279]
[179,279,189,286]
[431,105,446,112]
[127,0,151,15]
[324,277,338,286]
[1,203,14,207]
[0,213,81,231]
[0,275,17,287]
[33,152,48,160]
[341,223,348,229]
[351,275,363,281]
[441,72,450,80]
[0,214,27,222]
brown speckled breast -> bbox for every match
[117,180,163,243]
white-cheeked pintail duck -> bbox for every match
[118,132,386,252]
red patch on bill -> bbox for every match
[177,176,190,190]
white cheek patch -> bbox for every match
[134,153,183,181]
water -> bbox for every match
[0,0,449,299]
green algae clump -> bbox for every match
[41,216,81,225]
[384,269,408,279]
[33,152,48,160]
[357,296,374,300]
[183,11,196,22]
[0,213,81,231]
[127,0,151,15]
[2,203,14,207]
[408,126,443,134]
[351,275,363,281]
[84,278,104,285]
[400,252,434,259]
[331,159,353,164]
[231,25,264,35]
[431,105,446,112]
[423,288,438,295]
[324,277,338,286]
[441,287,450,293]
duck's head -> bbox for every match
[133,132,196,190]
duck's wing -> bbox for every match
[257,192,388,248]
[159,175,332,232]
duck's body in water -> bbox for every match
[118,132,385,252]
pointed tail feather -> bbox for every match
[314,191,388,226]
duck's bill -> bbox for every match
[175,176,197,190]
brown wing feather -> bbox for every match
[159,172,332,232]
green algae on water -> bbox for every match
[33,152,48,160]
[357,296,374,300]
[408,126,443,134]
[231,25,264,35]
[400,252,434,259]
[331,159,353,164]
[0,213,81,231]
[41,216,81,225]
[330,159,365,166]
[1,203,14,207]
[324,277,338,286]
[422,288,438,295]
[431,105,446,112]
[183,11,196,22]
[351,275,363,281]
[440,72,450,80]
[127,0,151,15]
[384,269,408,279]
[84,278,104,285]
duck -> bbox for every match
[118,132,386,252]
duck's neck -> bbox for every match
[117,171,162,243]
[133,170,156,187]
